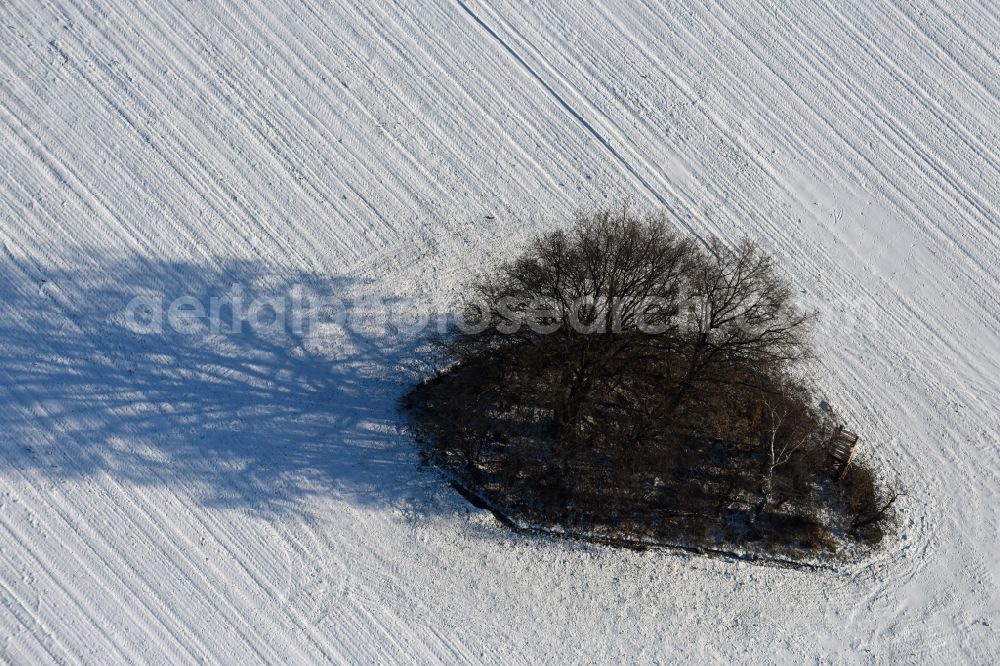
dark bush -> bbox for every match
[844,463,899,545]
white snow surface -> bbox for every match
[1,0,998,662]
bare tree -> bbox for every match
[463,208,695,439]
[665,238,815,417]
[750,376,817,521]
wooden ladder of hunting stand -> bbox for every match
[829,426,861,480]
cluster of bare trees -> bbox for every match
[454,210,813,444]
[411,208,891,553]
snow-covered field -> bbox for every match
[1,0,997,662]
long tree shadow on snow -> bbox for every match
[0,257,442,516]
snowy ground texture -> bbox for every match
[1,0,998,662]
